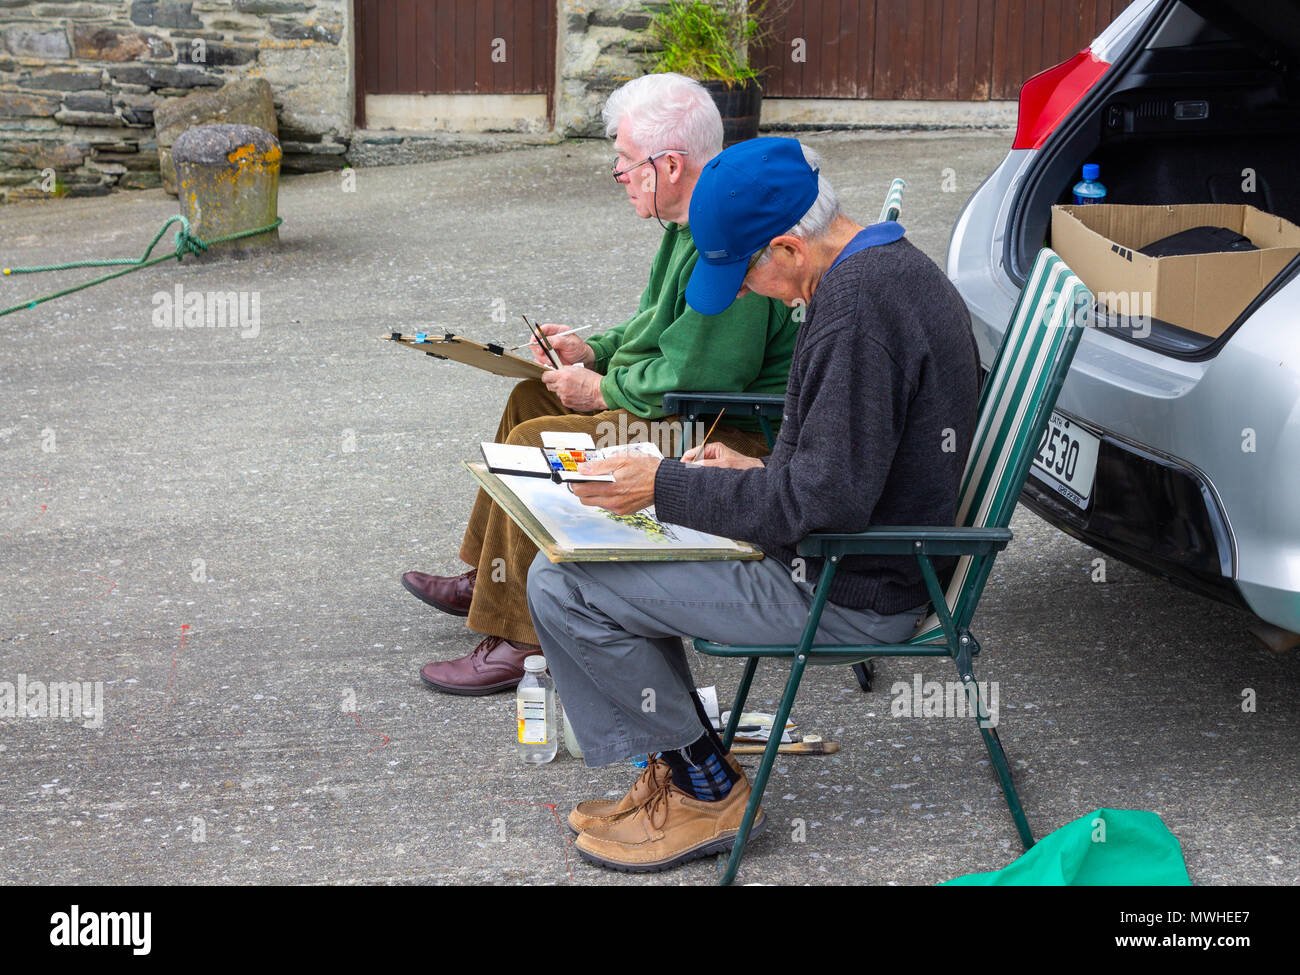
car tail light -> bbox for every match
[1012,49,1110,150]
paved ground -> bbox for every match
[1,132,1297,886]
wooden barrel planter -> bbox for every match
[702,79,763,146]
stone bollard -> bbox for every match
[172,123,281,258]
[154,78,278,198]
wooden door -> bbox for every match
[355,0,555,126]
[752,0,1136,100]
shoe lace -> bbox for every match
[471,635,504,660]
[630,757,666,795]
[642,775,675,831]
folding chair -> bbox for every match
[878,176,905,223]
[694,248,1091,885]
[664,179,909,692]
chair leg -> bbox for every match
[718,652,808,885]
[957,667,1034,851]
[721,656,759,751]
[851,659,875,692]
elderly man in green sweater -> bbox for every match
[404,73,797,695]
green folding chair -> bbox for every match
[878,176,905,223]
[662,177,908,455]
[694,248,1091,885]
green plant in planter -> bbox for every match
[645,0,774,86]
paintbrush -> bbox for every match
[509,323,595,351]
[688,408,726,462]
[730,740,840,755]
[521,314,558,369]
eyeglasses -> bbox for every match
[746,247,768,273]
[612,148,688,182]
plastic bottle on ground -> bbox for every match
[517,655,557,764]
[560,696,583,759]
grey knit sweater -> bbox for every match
[654,236,979,614]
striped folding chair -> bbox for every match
[878,177,905,223]
[695,248,1091,885]
[662,176,910,455]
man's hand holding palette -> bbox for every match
[480,432,663,484]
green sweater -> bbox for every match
[587,224,796,428]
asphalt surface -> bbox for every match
[1,132,1297,886]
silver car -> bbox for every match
[948,0,1300,644]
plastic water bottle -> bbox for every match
[1072,163,1107,205]
[560,699,583,759]
[516,656,557,764]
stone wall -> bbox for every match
[556,0,655,137]
[0,0,353,202]
[0,0,689,202]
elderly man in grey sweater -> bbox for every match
[526,137,979,875]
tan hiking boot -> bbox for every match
[575,767,766,873]
[567,752,745,834]
[567,756,672,834]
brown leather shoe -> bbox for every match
[419,635,540,696]
[568,757,672,834]
[401,568,475,617]
[567,752,742,834]
[575,765,765,872]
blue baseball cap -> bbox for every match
[686,137,820,316]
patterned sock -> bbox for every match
[662,732,739,802]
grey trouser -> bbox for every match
[526,552,927,767]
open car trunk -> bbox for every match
[1009,0,1300,356]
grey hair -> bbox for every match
[601,73,723,165]
[754,144,842,264]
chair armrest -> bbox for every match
[797,526,1012,558]
[661,391,785,419]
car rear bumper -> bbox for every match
[1020,415,1246,610]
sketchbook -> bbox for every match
[380,330,545,380]
[464,460,761,563]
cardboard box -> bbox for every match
[1050,203,1300,338]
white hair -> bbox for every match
[601,73,723,167]
[754,144,842,265]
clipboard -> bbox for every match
[464,461,762,563]
[381,331,546,380]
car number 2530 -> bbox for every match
[1031,411,1100,510]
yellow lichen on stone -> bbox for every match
[226,143,283,177]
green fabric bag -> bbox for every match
[942,808,1191,886]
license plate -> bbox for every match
[1030,411,1100,510]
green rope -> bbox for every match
[1,214,283,318]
